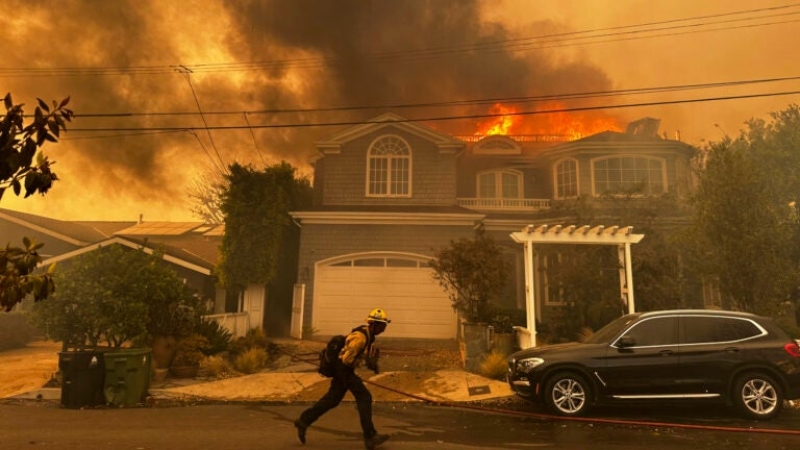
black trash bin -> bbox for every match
[58,350,106,408]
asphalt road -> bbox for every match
[2,399,799,450]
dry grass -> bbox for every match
[202,355,235,379]
[233,347,268,374]
[479,350,508,380]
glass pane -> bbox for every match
[478,173,496,198]
[502,172,520,198]
[620,317,678,347]
[353,258,384,267]
[391,158,409,195]
[369,158,387,195]
[386,259,418,267]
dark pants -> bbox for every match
[298,364,376,438]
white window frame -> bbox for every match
[366,134,412,198]
[590,155,667,197]
[553,158,580,199]
[476,169,523,199]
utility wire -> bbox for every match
[175,65,227,174]
[62,89,800,133]
[69,76,800,119]
[243,112,268,167]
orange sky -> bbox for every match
[2,0,798,222]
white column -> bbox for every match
[524,241,537,347]
[625,242,635,313]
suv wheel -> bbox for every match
[544,372,590,416]
[733,372,783,420]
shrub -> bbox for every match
[202,355,235,379]
[234,347,268,374]
[196,319,232,356]
[479,350,508,381]
[172,334,210,367]
[229,327,268,357]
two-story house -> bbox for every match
[290,113,698,340]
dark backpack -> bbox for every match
[318,327,368,377]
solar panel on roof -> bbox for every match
[115,222,202,236]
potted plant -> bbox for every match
[170,334,210,378]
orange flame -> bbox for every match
[474,102,621,140]
[474,104,522,136]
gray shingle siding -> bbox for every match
[322,127,457,206]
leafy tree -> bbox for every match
[217,162,312,295]
[689,105,800,315]
[430,225,510,322]
[1,237,56,312]
[31,244,203,350]
[1,93,74,311]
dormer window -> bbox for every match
[478,170,522,199]
[367,135,412,197]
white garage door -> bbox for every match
[313,255,456,339]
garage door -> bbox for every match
[313,255,456,339]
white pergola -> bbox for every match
[510,224,645,349]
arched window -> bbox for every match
[477,170,522,199]
[592,156,666,196]
[554,158,579,199]
[367,135,411,197]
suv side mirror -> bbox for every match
[617,335,637,348]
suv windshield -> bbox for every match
[584,313,640,344]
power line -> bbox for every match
[62,89,800,133]
[175,65,227,174]
[0,4,798,77]
[68,76,800,119]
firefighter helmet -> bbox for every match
[366,308,391,324]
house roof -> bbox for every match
[314,113,466,156]
[291,204,484,226]
[40,236,215,275]
[1,208,221,273]
[0,208,134,245]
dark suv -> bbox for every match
[507,309,800,420]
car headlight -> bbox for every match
[515,357,544,372]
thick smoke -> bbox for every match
[2,0,614,220]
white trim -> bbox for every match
[472,135,522,155]
[476,169,523,200]
[317,251,434,267]
[510,224,645,348]
[589,155,668,197]
[41,237,212,275]
[0,211,87,246]
[289,211,484,226]
[365,134,413,198]
[315,113,465,153]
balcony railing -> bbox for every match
[454,134,571,143]
[457,198,551,211]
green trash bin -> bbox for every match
[59,350,106,408]
[103,348,152,407]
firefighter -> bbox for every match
[294,308,391,450]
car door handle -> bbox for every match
[659,350,673,356]
[724,347,740,353]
